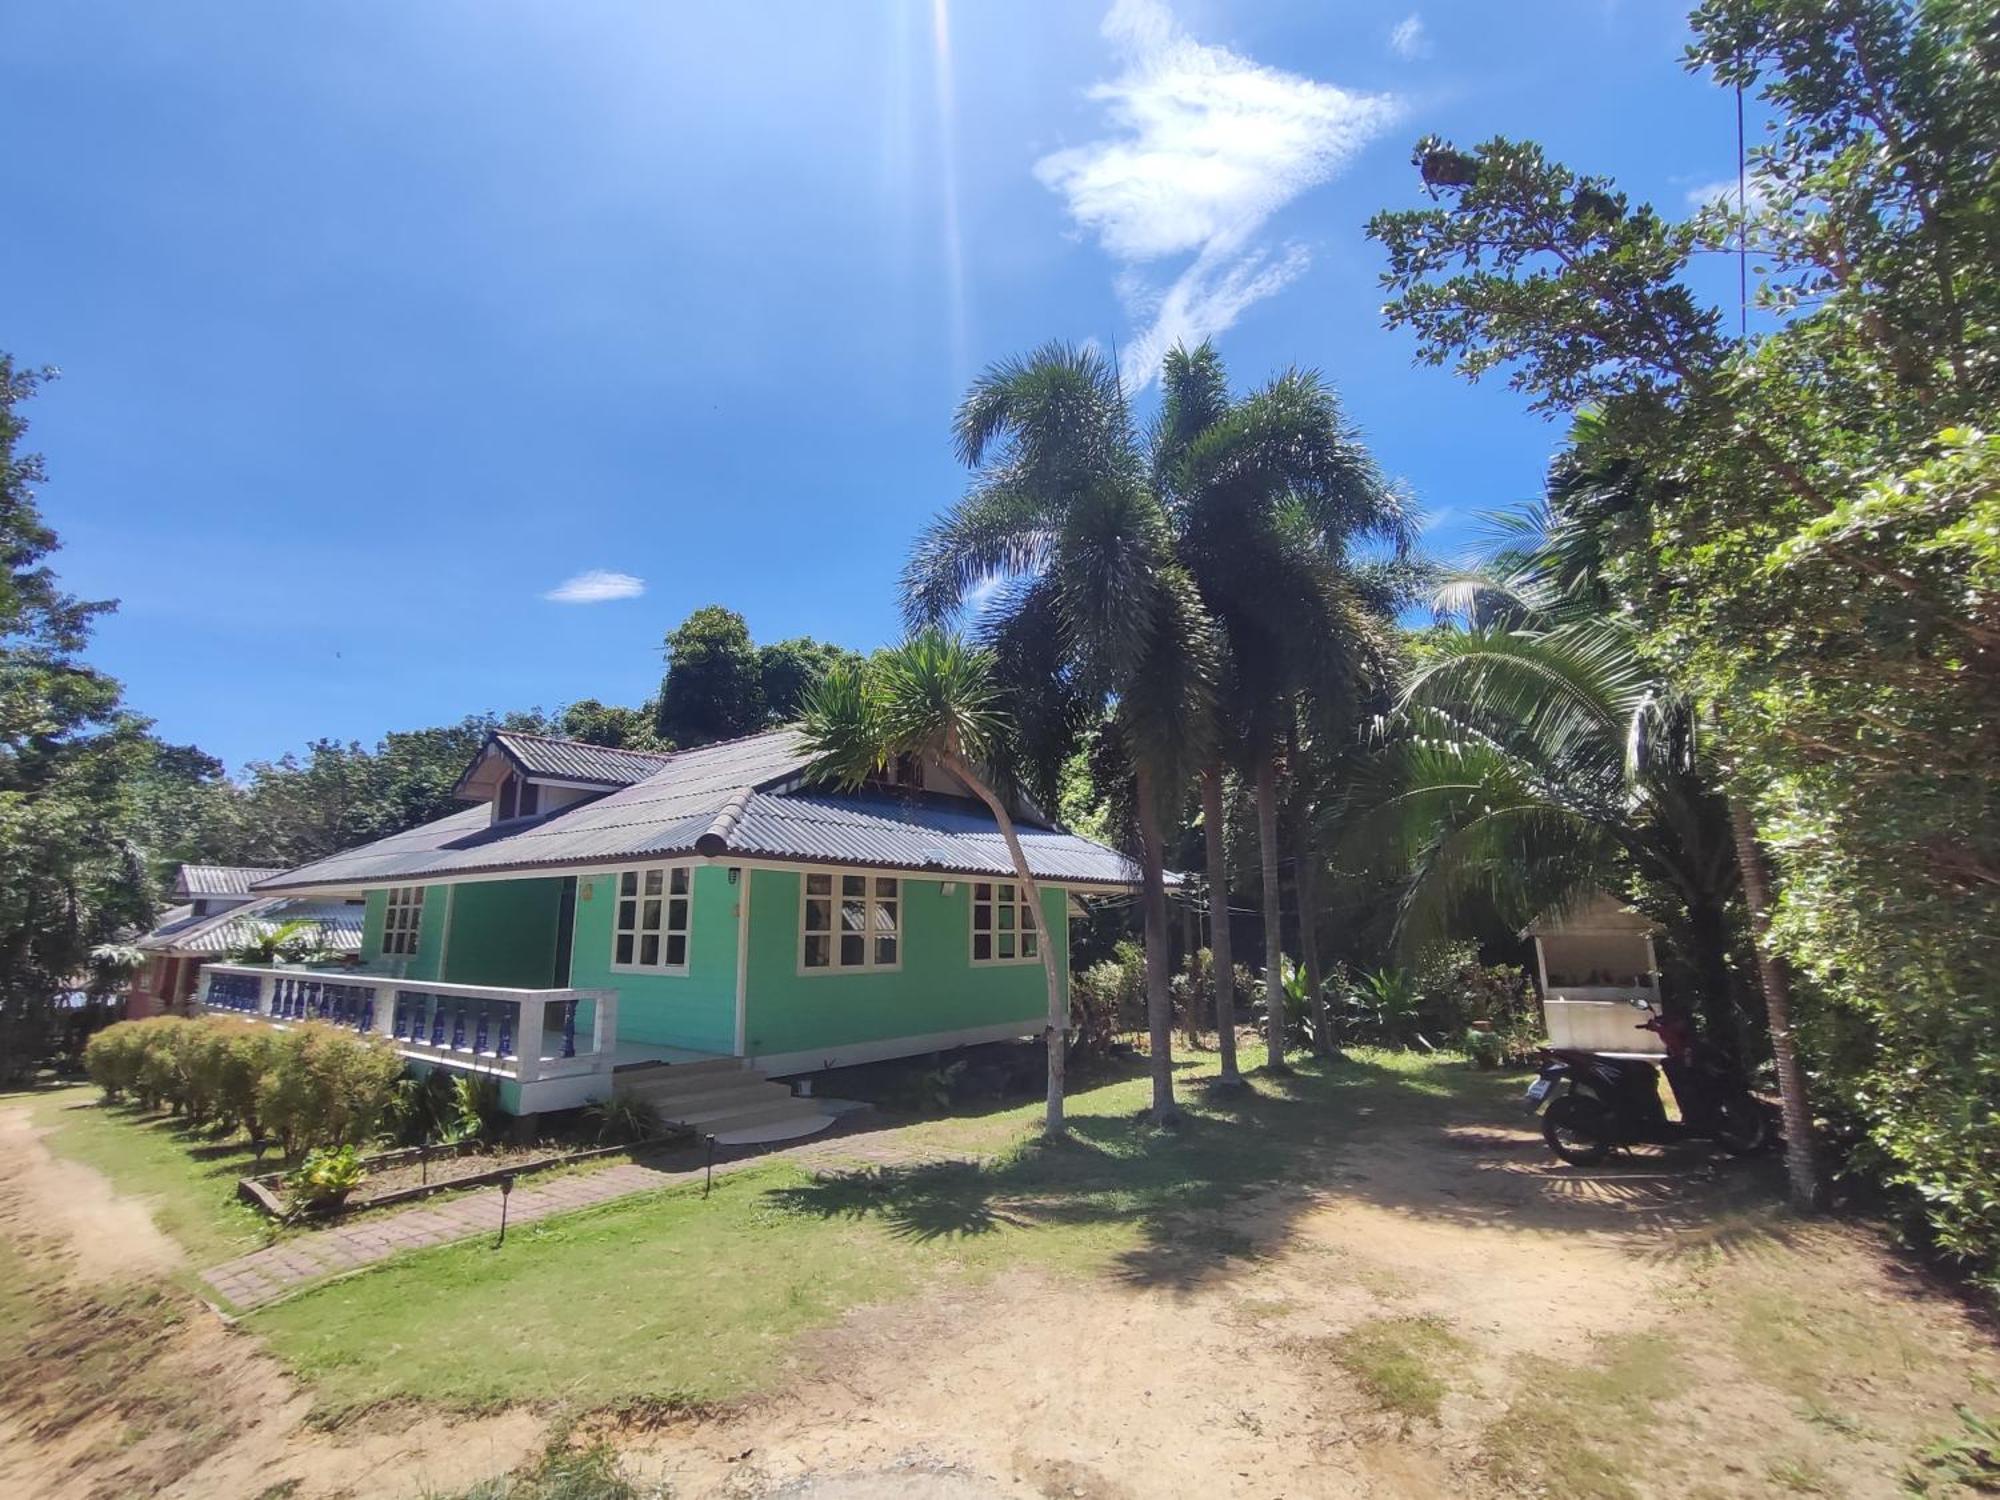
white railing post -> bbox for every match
[514,994,544,1087]
[256,971,274,1018]
[590,988,618,1068]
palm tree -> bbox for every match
[905,343,1217,1123]
[1367,491,1821,1205]
[799,632,1073,1137]
[1154,346,1414,1074]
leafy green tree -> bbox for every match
[654,606,767,747]
[759,637,862,724]
[1366,0,1998,1228]
[0,358,154,1077]
[554,698,663,751]
[801,631,1073,1136]
[906,342,1218,1123]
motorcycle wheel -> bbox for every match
[1711,1093,1770,1156]
[1543,1095,1614,1166]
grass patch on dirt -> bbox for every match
[1483,1332,1690,1500]
[29,1086,269,1266]
[253,1049,1508,1416]
[1328,1315,1467,1421]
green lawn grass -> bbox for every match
[27,1085,271,1267]
[251,1046,1512,1417]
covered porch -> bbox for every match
[196,961,630,1114]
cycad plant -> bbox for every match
[905,343,1217,1123]
[801,631,1074,1138]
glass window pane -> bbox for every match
[807,873,831,896]
[842,874,865,897]
[840,934,865,966]
[805,898,830,932]
[999,934,1016,958]
[618,900,637,932]
[1023,933,1038,957]
[974,882,991,901]
[668,898,688,933]
[640,934,660,967]
[615,934,634,965]
[875,877,896,898]
[998,905,1015,930]
[841,898,866,932]
[670,867,689,894]
[666,934,687,967]
[620,871,637,897]
[644,868,664,897]
[973,902,991,931]
[642,898,662,932]
[974,933,992,960]
[875,936,897,966]
[873,900,897,932]
[804,934,829,967]
[997,883,1014,904]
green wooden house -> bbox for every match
[197,729,1147,1138]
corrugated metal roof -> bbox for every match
[173,864,284,899]
[489,732,674,787]
[138,896,365,955]
[254,728,1155,891]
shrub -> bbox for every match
[389,1068,459,1146]
[256,1023,405,1160]
[286,1144,366,1216]
[216,1028,276,1141]
[451,1072,507,1142]
[133,1016,196,1111]
[83,1023,147,1101]
[1465,1029,1506,1069]
[584,1094,660,1145]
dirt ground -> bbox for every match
[3,1094,1995,1499]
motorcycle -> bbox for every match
[1523,997,1770,1166]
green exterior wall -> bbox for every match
[566,865,740,1054]
[742,869,1066,1065]
[440,878,564,988]
[359,884,452,980]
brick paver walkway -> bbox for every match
[201,1119,960,1313]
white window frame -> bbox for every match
[799,869,901,974]
[970,879,1040,965]
[382,886,425,957]
[608,864,694,975]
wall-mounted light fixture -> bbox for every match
[728,867,740,885]
[941,882,957,897]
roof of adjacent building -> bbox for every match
[255,728,1152,892]
[138,895,366,955]
[173,864,285,899]
[469,731,675,791]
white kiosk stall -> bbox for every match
[1524,892,1667,1056]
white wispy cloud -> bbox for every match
[1388,14,1430,60]
[542,569,645,605]
[1036,0,1399,389]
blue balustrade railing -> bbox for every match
[204,969,262,1013]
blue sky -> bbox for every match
[4,0,1748,771]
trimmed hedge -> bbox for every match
[85,1016,404,1160]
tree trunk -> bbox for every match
[1726,795,1822,1209]
[1201,764,1242,1089]
[1296,809,1331,1059]
[1255,747,1289,1072]
[944,751,1067,1140]
[1135,761,1179,1123]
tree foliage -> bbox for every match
[1368,0,1999,1274]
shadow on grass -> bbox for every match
[762,1049,1804,1292]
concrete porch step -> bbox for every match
[669,1097,835,1134]
[612,1057,744,1085]
[620,1084,799,1121]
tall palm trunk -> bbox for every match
[1201,763,1242,1089]
[1135,761,1180,1122]
[1726,796,1821,1209]
[1295,811,1331,1059]
[943,751,1066,1139]
[1255,747,1290,1073]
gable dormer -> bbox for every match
[451,731,676,827]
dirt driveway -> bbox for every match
[3,1076,1995,1499]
